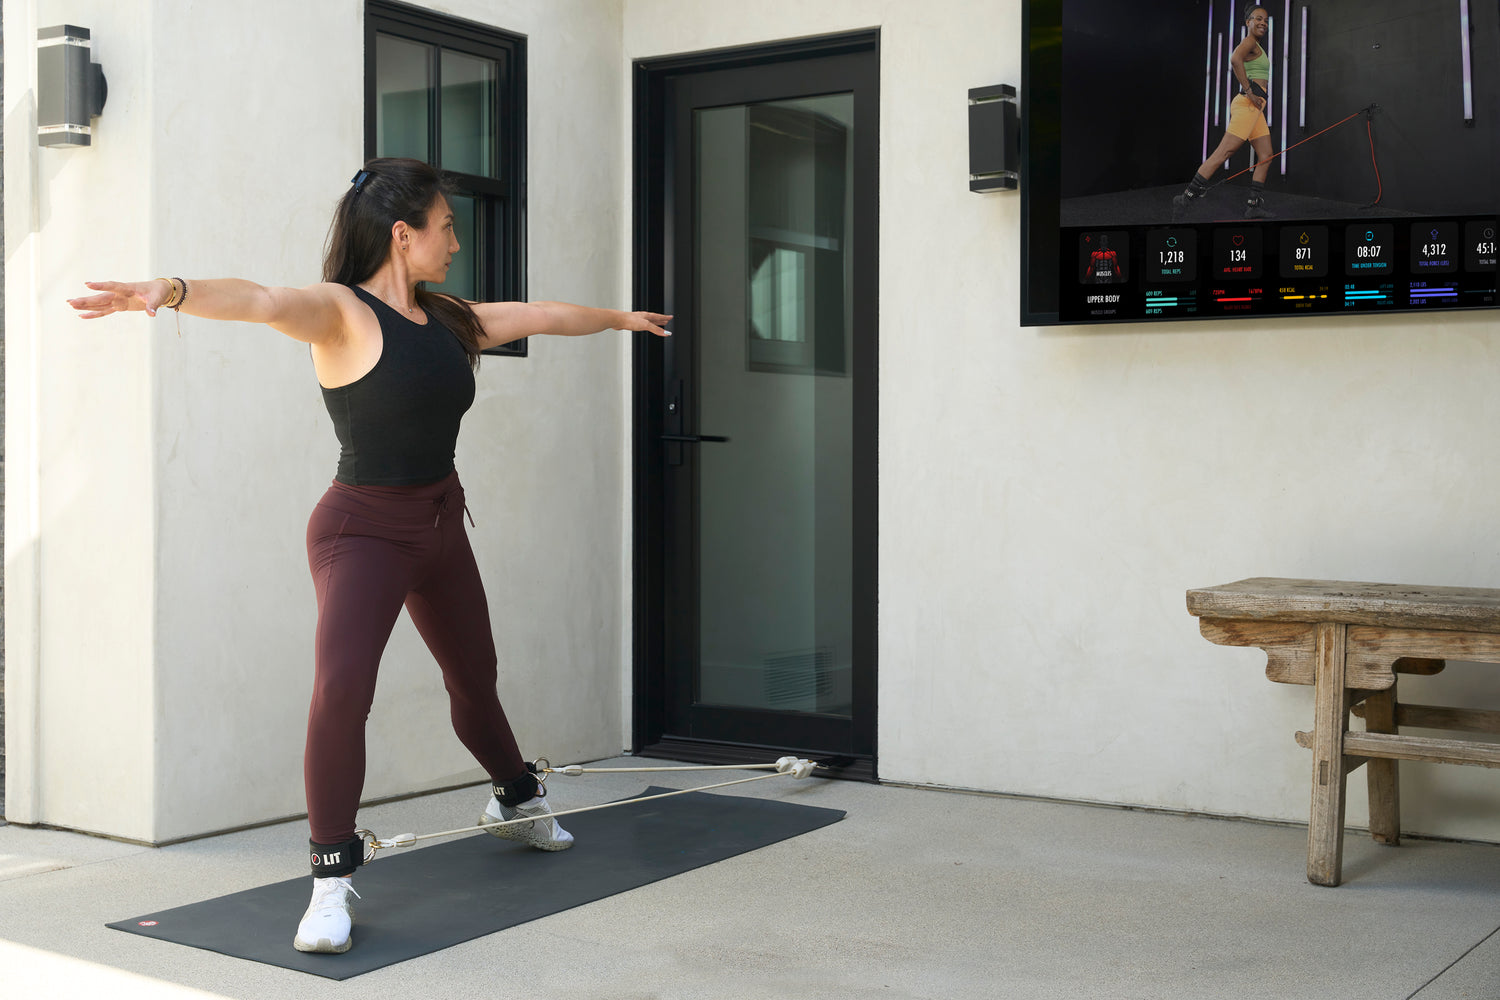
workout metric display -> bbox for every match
[1211,284,1265,313]
[1343,282,1395,308]
[1213,227,1262,280]
[1058,214,1500,323]
[1280,226,1328,278]
[1144,288,1199,317]
[1145,229,1197,282]
[1464,221,1499,307]
[1345,224,1395,276]
[1468,221,1498,272]
[1078,231,1129,284]
[1411,222,1459,274]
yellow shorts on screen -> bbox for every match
[1227,93,1270,141]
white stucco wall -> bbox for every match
[6,0,630,842]
[5,0,159,839]
[624,0,1500,843]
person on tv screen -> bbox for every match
[1175,3,1275,220]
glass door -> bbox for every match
[635,42,878,773]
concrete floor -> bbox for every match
[2,758,1499,1000]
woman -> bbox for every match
[67,157,671,955]
[1174,4,1276,220]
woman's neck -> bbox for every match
[358,267,418,315]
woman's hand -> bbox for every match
[618,311,673,338]
[67,279,173,319]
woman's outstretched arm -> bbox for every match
[68,279,353,346]
[465,299,672,349]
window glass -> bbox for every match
[441,50,499,178]
[444,193,479,302]
[376,34,431,161]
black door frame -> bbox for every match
[631,31,880,780]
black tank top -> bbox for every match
[321,286,476,486]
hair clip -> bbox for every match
[351,170,372,194]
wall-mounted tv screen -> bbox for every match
[1020,0,1499,325]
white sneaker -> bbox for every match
[293,875,360,954]
[480,793,575,851]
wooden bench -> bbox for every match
[1186,578,1500,886]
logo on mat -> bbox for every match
[138,921,158,927]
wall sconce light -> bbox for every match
[37,25,108,147]
[968,84,1019,192]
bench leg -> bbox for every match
[1308,622,1350,886]
[1364,681,1401,847]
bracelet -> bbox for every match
[155,277,186,337]
[156,277,181,309]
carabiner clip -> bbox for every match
[530,757,551,787]
[355,828,380,865]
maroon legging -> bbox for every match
[303,471,525,844]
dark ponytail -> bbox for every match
[322,157,485,369]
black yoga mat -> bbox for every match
[107,787,845,980]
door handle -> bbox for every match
[659,434,730,443]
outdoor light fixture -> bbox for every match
[968,84,1018,192]
[37,25,107,147]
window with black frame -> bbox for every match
[366,1,527,356]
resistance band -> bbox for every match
[1207,103,1381,198]
[356,756,823,863]
[1361,111,1383,208]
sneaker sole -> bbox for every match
[293,935,352,954]
[478,812,575,851]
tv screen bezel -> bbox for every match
[1019,0,1499,328]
